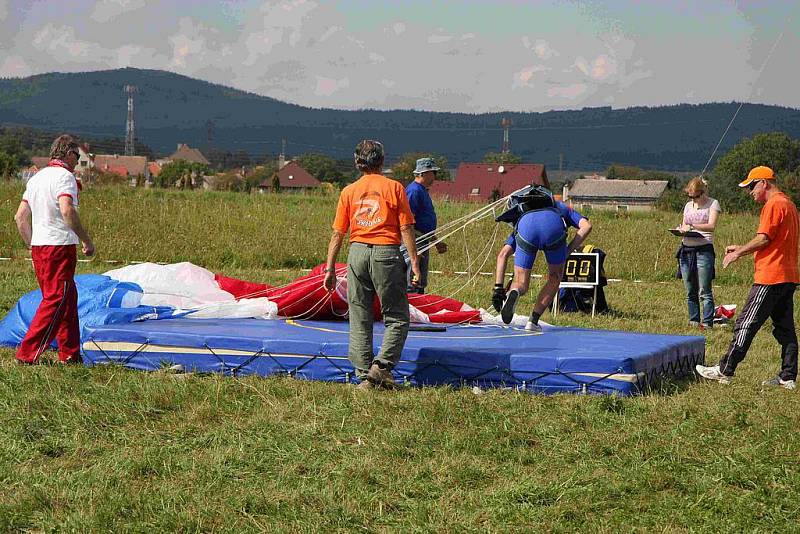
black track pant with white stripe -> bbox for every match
[719,283,797,380]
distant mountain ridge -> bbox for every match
[2,67,799,170]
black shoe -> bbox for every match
[501,289,519,325]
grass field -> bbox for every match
[1,183,798,531]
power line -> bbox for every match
[699,26,788,177]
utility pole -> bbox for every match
[278,138,287,169]
[123,85,137,156]
[206,119,215,149]
[501,117,512,154]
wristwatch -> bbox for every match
[323,266,336,273]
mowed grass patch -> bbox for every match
[1,184,799,530]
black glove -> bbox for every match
[492,284,506,313]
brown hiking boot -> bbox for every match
[366,362,397,389]
[356,379,374,390]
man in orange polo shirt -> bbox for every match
[323,139,421,389]
[697,166,798,389]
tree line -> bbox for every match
[3,123,797,212]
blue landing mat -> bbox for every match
[82,318,705,396]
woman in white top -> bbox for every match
[677,177,721,329]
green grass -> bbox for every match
[1,183,799,531]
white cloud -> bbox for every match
[315,75,349,96]
[574,54,617,82]
[0,54,32,77]
[319,26,340,42]
[91,0,146,23]
[534,40,557,60]
[0,0,8,22]
[32,24,96,59]
[428,33,453,44]
[523,37,557,60]
[2,1,797,112]
[547,83,588,99]
[169,19,208,69]
[513,65,548,88]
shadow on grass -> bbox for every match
[601,308,651,321]
[641,373,699,397]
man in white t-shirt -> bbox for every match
[14,134,95,364]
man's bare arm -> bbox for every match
[14,201,32,248]
[323,230,345,291]
[325,230,345,269]
[723,233,770,268]
[495,244,513,285]
[567,218,593,255]
[400,224,421,283]
[58,196,94,255]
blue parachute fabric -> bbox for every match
[82,318,706,396]
[0,274,173,348]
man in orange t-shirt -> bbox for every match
[323,139,421,389]
[697,166,799,389]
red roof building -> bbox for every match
[148,162,162,177]
[430,163,550,201]
[94,154,148,179]
[258,161,321,190]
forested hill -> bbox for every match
[1,67,799,170]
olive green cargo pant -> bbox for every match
[346,242,410,379]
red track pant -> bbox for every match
[16,245,81,364]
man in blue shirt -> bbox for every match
[405,157,448,293]
[493,198,592,333]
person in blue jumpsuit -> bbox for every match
[494,198,592,333]
[405,157,448,293]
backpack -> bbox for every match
[495,185,557,225]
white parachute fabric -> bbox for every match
[104,262,278,319]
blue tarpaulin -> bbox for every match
[82,318,705,396]
[2,274,705,395]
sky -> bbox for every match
[0,0,798,113]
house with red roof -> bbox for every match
[23,143,94,183]
[257,161,321,192]
[94,154,149,184]
[429,163,550,201]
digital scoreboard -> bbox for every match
[560,252,600,287]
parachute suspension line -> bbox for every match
[435,219,501,304]
[413,193,516,256]
[410,214,502,308]
[461,224,472,281]
[205,196,507,304]
[411,194,510,251]
[700,26,787,178]
[179,192,520,315]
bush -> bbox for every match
[711,132,800,212]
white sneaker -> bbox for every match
[761,376,796,390]
[695,364,733,384]
[524,321,543,334]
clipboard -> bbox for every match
[669,228,704,238]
